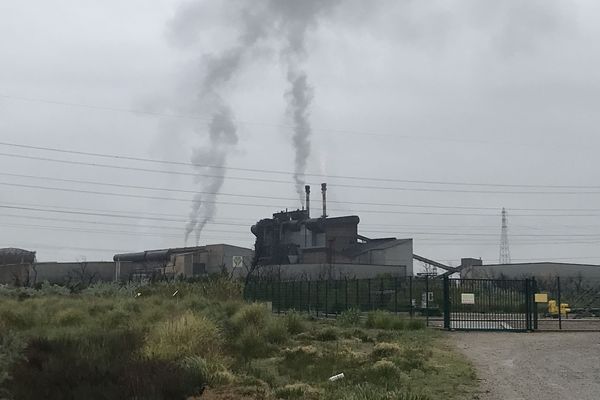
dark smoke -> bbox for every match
[170,0,339,243]
[273,0,340,205]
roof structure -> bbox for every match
[0,248,36,265]
[343,238,411,259]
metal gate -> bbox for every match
[443,277,534,331]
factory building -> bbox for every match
[114,244,254,281]
[251,184,413,279]
[461,261,600,280]
[0,248,36,285]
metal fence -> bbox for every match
[244,276,441,322]
[533,276,600,331]
[245,275,600,332]
[443,277,534,331]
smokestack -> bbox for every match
[305,185,311,217]
[321,183,327,218]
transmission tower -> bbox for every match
[499,208,511,264]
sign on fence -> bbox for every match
[461,293,475,304]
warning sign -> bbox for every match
[232,256,244,269]
[535,293,548,303]
[461,293,475,304]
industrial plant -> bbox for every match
[251,183,413,279]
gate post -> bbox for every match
[443,276,450,330]
[532,278,538,331]
[557,276,562,330]
[525,279,531,331]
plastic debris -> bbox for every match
[328,373,345,382]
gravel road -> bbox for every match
[450,332,600,400]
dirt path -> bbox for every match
[449,332,600,400]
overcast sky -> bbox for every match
[2,0,600,268]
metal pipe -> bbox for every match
[305,185,311,217]
[321,183,327,218]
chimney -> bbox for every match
[305,185,311,217]
[321,183,327,218]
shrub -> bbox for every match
[338,308,361,327]
[365,360,402,384]
[392,347,432,372]
[282,345,321,365]
[179,356,234,387]
[314,327,339,341]
[144,312,221,361]
[365,311,404,330]
[0,331,25,396]
[285,311,306,334]
[231,327,273,361]
[323,383,428,400]
[406,318,426,330]
[7,332,203,400]
[53,308,87,326]
[229,303,269,335]
[275,383,321,399]
[0,308,32,330]
[371,342,402,359]
[264,319,289,344]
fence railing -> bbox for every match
[244,276,442,321]
[533,276,600,331]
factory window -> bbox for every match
[193,262,206,276]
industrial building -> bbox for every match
[114,244,254,281]
[461,261,600,280]
[0,248,36,286]
[251,184,413,279]
[0,248,116,286]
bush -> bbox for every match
[365,360,402,384]
[365,311,404,330]
[229,303,269,335]
[0,308,32,330]
[392,347,431,372]
[371,342,402,359]
[323,383,428,400]
[179,356,234,387]
[144,312,221,361]
[285,311,306,334]
[338,308,361,327]
[0,331,25,396]
[264,319,289,344]
[282,346,321,365]
[406,319,426,330]
[7,332,203,400]
[231,327,273,361]
[314,327,339,341]
[275,383,321,399]
[53,308,87,326]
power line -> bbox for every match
[0,95,545,147]
[6,200,598,234]
[3,151,600,195]
[6,184,600,217]
[0,213,251,235]
[5,171,600,212]
[0,200,258,223]
[4,222,251,242]
[6,211,600,238]
[1,140,595,189]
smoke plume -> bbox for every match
[170,3,269,245]
[273,0,340,205]
[170,1,339,243]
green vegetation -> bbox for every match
[0,279,476,399]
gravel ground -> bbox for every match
[450,331,600,400]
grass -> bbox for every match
[0,280,477,399]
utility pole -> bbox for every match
[499,208,511,264]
